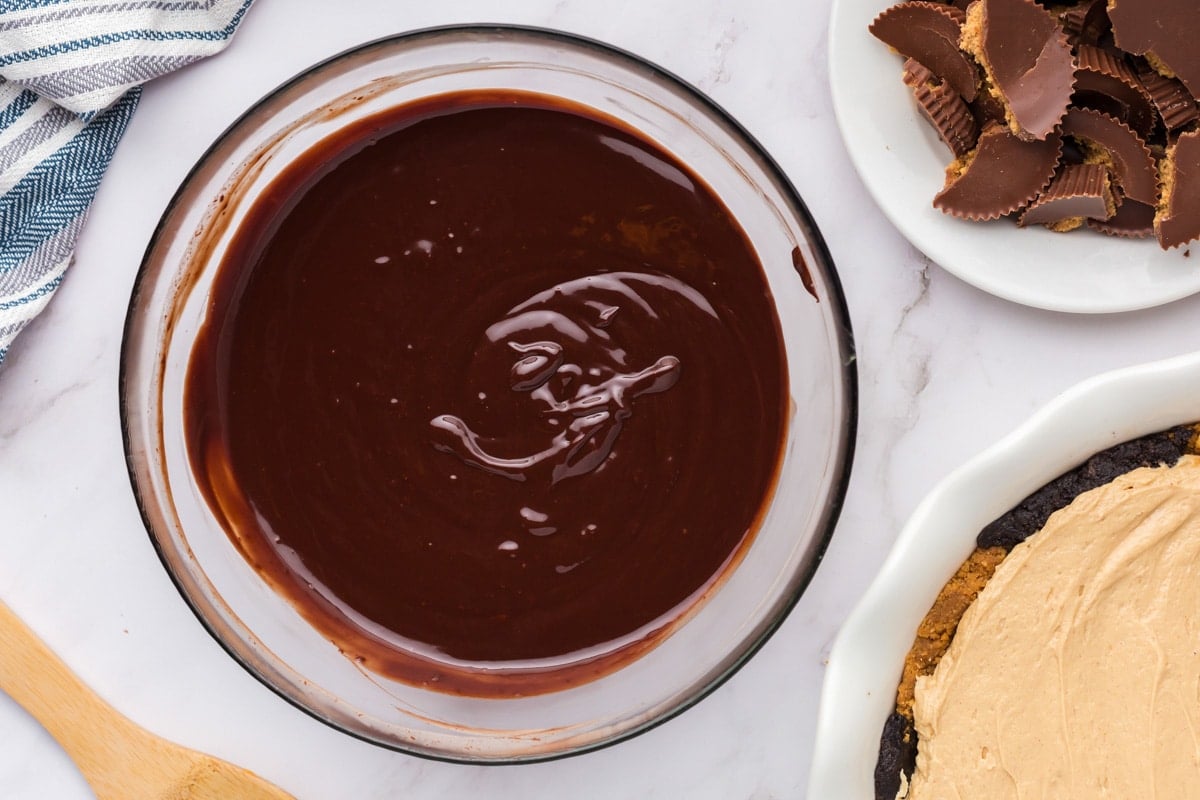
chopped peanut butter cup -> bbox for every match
[903,58,978,156]
[1088,198,1156,238]
[968,88,1008,129]
[1138,67,1200,133]
[1073,44,1158,136]
[870,0,1199,246]
[1109,0,1200,99]
[870,1,979,101]
[1058,0,1111,47]
[1019,163,1117,230]
[934,123,1062,220]
[1155,128,1200,249]
[960,0,1075,141]
[1061,107,1159,205]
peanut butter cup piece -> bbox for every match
[1074,44,1158,136]
[1138,67,1200,133]
[870,1,979,101]
[960,0,1076,140]
[1061,107,1158,205]
[1088,198,1156,237]
[1018,163,1117,230]
[969,88,1008,129]
[1109,0,1200,99]
[1155,128,1200,249]
[1058,0,1112,47]
[902,58,979,157]
[934,122,1063,220]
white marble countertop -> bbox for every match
[3,1,1200,798]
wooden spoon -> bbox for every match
[0,599,295,799]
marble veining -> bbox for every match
[3,1,1200,798]
[697,16,742,90]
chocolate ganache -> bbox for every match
[185,91,787,696]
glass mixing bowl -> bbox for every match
[121,25,856,763]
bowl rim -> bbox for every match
[119,23,859,764]
[808,348,1200,796]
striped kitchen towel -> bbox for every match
[0,0,255,364]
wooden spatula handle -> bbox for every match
[0,599,144,791]
[0,599,294,799]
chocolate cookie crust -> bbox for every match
[978,423,1200,550]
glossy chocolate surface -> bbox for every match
[1018,162,1113,228]
[971,0,1074,140]
[933,123,1062,220]
[1109,0,1200,98]
[1073,45,1158,137]
[870,1,977,101]
[902,58,978,157]
[184,91,787,695]
[1061,107,1158,205]
[1157,128,1200,250]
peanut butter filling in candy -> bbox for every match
[1018,162,1117,230]
[870,1,979,101]
[1061,106,1158,205]
[934,123,1062,220]
[1155,127,1200,249]
[960,0,1075,141]
[1109,0,1200,99]
[902,58,978,157]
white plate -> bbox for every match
[807,349,1200,798]
[828,0,1200,313]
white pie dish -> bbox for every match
[808,349,1200,797]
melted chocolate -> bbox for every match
[185,92,787,696]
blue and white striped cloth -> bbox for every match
[0,0,254,364]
